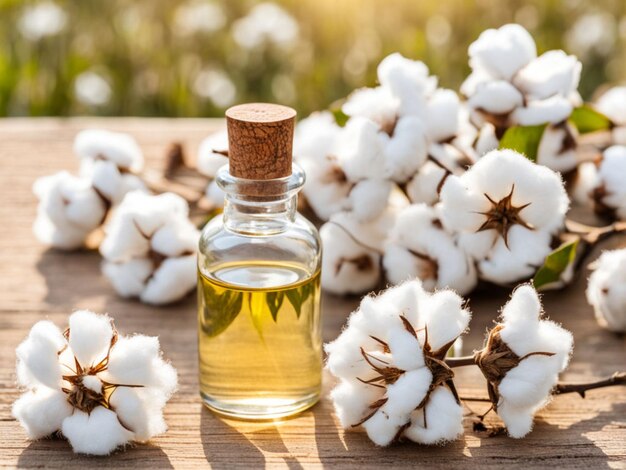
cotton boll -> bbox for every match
[536,123,578,173]
[377,53,437,117]
[342,86,399,132]
[15,320,66,389]
[384,204,477,295]
[33,171,106,249]
[12,388,73,439]
[586,249,626,332]
[468,80,524,115]
[74,129,143,173]
[68,310,114,369]
[513,50,582,101]
[139,254,196,304]
[196,129,228,178]
[102,259,153,298]
[405,387,464,444]
[348,179,392,222]
[512,95,573,126]
[335,117,387,181]
[62,407,134,455]
[480,284,574,437]
[425,89,460,143]
[319,220,381,295]
[151,219,200,257]
[468,24,537,81]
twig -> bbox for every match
[553,372,626,398]
[445,355,476,367]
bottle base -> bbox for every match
[200,391,320,421]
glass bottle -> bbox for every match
[197,103,322,420]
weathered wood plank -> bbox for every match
[0,119,624,469]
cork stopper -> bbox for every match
[226,103,297,180]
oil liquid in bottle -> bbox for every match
[198,261,322,419]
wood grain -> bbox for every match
[0,118,624,469]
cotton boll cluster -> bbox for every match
[196,129,229,207]
[439,149,569,285]
[100,190,200,305]
[294,53,473,224]
[586,249,626,332]
[475,285,573,438]
[383,204,477,295]
[573,145,626,221]
[12,310,177,455]
[33,130,146,250]
[463,24,582,172]
[326,280,471,446]
[595,87,626,145]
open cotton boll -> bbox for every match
[299,155,351,220]
[294,111,341,163]
[468,24,536,81]
[33,171,107,250]
[377,53,437,117]
[326,280,470,446]
[347,179,392,222]
[513,50,581,101]
[342,86,399,134]
[196,129,229,178]
[74,129,144,173]
[586,249,626,332]
[100,191,199,304]
[13,310,178,455]
[475,285,573,438]
[383,204,477,295]
[439,150,568,277]
[319,219,381,295]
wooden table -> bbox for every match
[0,119,624,469]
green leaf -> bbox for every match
[533,239,579,290]
[198,284,243,338]
[266,292,285,322]
[569,105,613,134]
[330,100,349,127]
[498,124,547,162]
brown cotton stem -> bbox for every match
[445,355,476,367]
[553,372,626,398]
[458,372,626,404]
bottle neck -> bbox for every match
[217,164,305,236]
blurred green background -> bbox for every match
[1,0,625,117]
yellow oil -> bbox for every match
[198,261,322,420]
